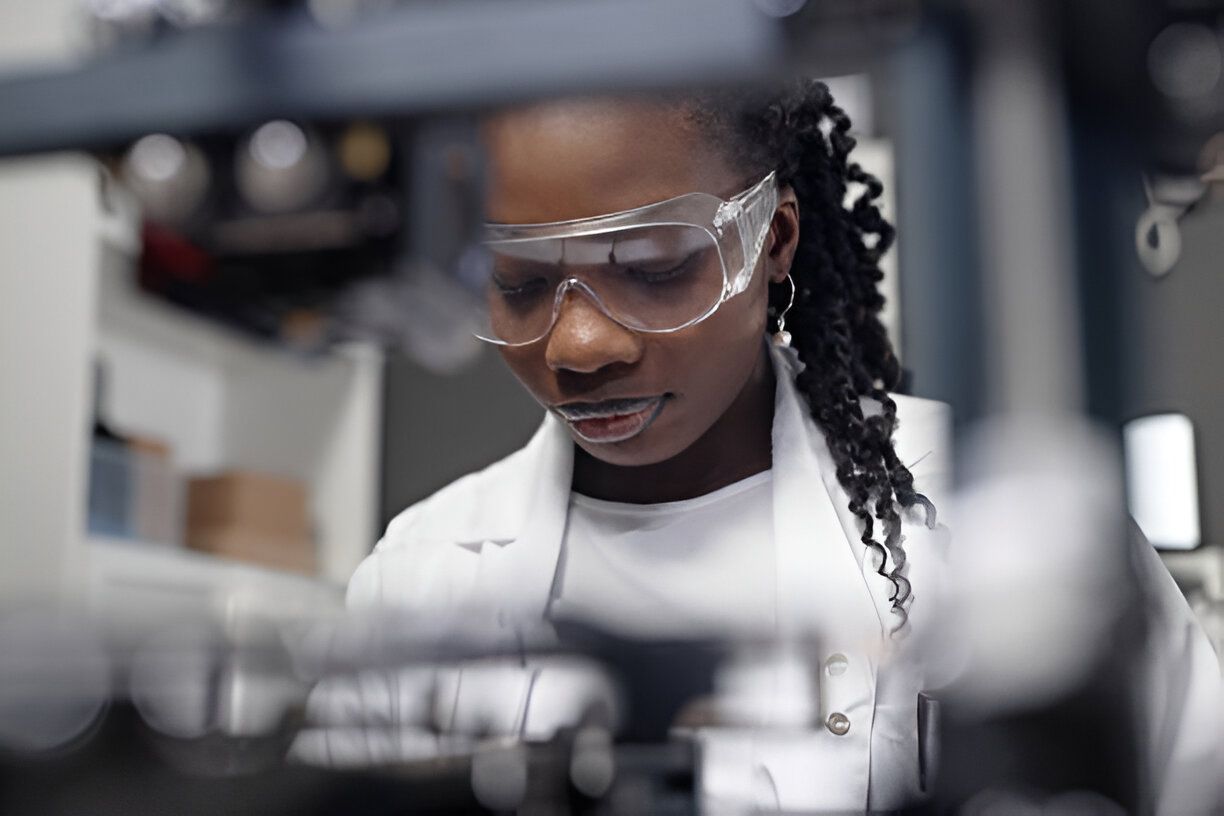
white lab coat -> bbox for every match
[298,345,1221,813]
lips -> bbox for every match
[553,395,668,444]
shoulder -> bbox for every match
[346,424,545,611]
[1130,526,1223,811]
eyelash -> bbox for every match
[493,253,695,296]
[622,255,695,283]
[493,276,549,297]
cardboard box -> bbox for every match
[187,471,310,539]
[187,527,317,576]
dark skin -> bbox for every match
[484,98,801,503]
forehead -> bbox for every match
[482,97,738,224]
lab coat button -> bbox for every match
[825,712,851,736]
[824,653,848,677]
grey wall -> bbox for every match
[379,346,543,531]
[1130,193,1224,548]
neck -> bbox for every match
[571,345,776,504]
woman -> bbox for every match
[305,81,1219,811]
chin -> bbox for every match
[570,422,695,468]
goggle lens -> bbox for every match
[471,172,775,346]
[477,224,729,345]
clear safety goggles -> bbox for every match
[471,172,779,346]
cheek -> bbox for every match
[497,347,551,406]
[669,295,767,405]
[707,281,771,351]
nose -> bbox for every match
[544,285,643,373]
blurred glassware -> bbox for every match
[0,610,112,754]
[130,618,306,744]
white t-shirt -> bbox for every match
[550,470,777,639]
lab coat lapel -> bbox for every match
[469,412,574,628]
[766,345,883,810]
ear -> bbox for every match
[766,185,800,285]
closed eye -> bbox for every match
[492,274,550,298]
[621,253,700,284]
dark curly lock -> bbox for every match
[686,79,936,629]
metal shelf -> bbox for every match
[0,0,780,156]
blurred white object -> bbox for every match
[713,645,818,729]
[130,623,218,739]
[937,417,1128,713]
[1148,22,1223,101]
[121,133,211,225]
[470,739,529,810]
[1124,413,1201,551]
[130,620,305,740]
[939,416,1223,813]
[235,121,330,214]
[1136,174,1205,278]
[0,609,111,752]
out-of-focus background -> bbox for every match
[2,0,1224,812]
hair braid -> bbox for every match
[688,79,935,630]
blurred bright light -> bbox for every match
[237,121,328,213]
[1124,413,1202,550]
[250,121,308,171]
[121,134,210,224]
[127,133,186,183]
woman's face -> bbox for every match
[484,98,796,468]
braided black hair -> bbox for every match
[687,80,936,629]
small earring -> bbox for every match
[772,274,795,347]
